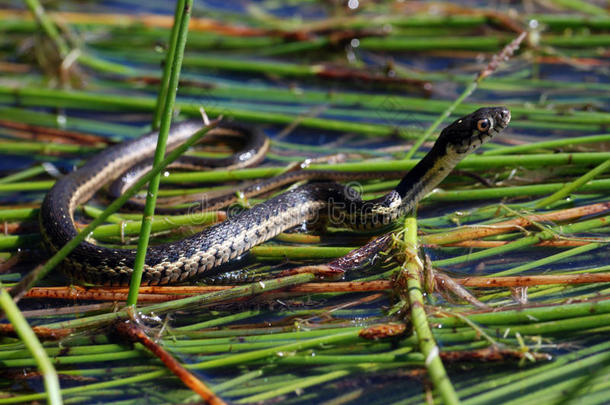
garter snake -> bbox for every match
[41,107,511,285]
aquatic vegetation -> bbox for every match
[0,1,609,404]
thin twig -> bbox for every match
[115,320,227,404]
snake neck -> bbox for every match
[337,144,461,231]
[393,143,461,212]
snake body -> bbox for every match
[41,107,510,285]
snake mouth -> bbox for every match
[492,107,511,134]
[484,107,511,144]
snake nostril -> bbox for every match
[497,108,510,123]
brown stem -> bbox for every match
[24,271,610,303]
[0,120,107,145]
[0,324,72,340]
[422,202,610,245]
[115,320,227,405]
[441,239,591,248]
[459,273,610,287]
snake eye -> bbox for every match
[477,119,491,132]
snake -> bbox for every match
[40,107,511,285]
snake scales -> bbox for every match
[40,107,511,285]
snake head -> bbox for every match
[439,107,511,155]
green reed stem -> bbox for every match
[433,297,610,328]
[0,208,38,221]
[546,0,607,15]
[493,242,604,277]
[127,0,192,306]
[4,11,609,33]
[3,85,608,136]
[444,313,610,340]
[236,368,354,403]
[0,234,39,250]
[22,0,134,76]
[163,152,610,183]
[0,141,99,155]
[456,340,610,402]
[463,345,610,405]
[91,212,219,240]
[0,106,144,139]
[359,36,501,51]
[188,330,360,370]
[23,0,69,58]
[0,349,143,368]
[82,205,134,223]
[164,327,365,348]
[0,283,62,405]
[0,165,46,184]
[174,310,264,331]
[251,245,354,259]
[93,46,610,93]
[534,158,610,209]
[428,178,610,202]
[484,133,610,156]
[153,77,610,123]
[0,85,404,137]
[0,371,167,404]
[212,370,265,394]
[401,216,460,405]
[0,342,134,361]
[151,0,184,130]
[510,354,610,405]
[169,77,610,123]
[532,14,610,29]
[271,349,422,367]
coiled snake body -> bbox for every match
[41,107,511,285]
